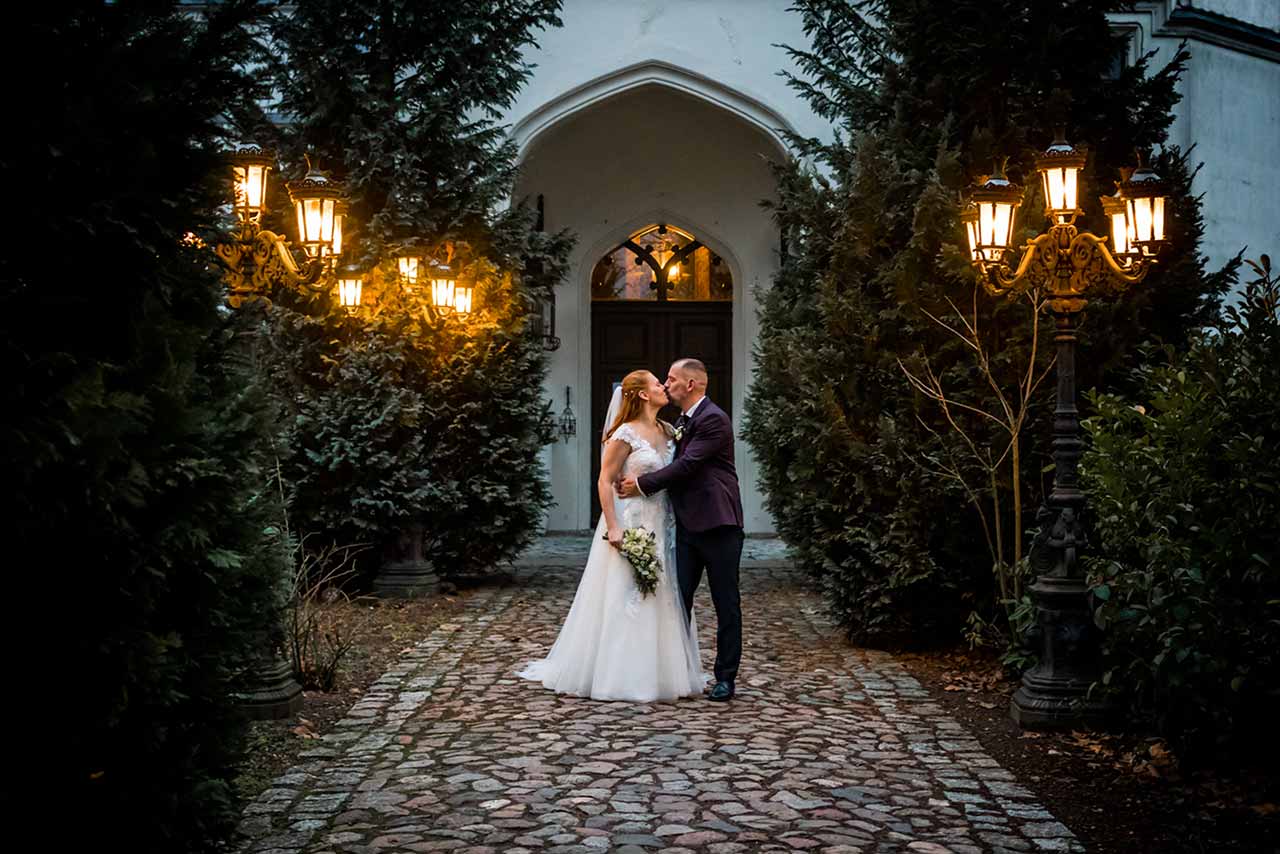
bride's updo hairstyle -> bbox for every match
[603,369,655,444]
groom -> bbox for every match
[618,358,745,701]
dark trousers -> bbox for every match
[676,523,745,684]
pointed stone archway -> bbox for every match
[513,63,792,533]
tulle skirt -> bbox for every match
[517,510,707,702]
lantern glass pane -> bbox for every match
[979,200,1015,260]
[331,214,343,257]
[1129,197,1153,243]
[1042,167,1079,215]
[246,164,267,210]
[454,286,473,315]
[1152,196,1165,242]
[432,277,455,310]
[320,199,335,244]
[399,257,420,284]
[1110,212,1130,255]
[338,279,362,308]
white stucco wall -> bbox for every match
[1113,2,1280,274]
[507,0,832,155]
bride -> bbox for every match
[517,369,706,701]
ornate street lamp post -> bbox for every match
[961,135,1168,728]
[218,149,352,717]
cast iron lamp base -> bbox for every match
[1009,574,1111,729]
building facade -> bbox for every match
[507,0,1280,534]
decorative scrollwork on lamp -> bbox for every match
[217,148,347,306]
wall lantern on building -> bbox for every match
[532,289,560,351]
[960,134,1169,731]
[558,386,577,442]
[218,147,347,305]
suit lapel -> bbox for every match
[675,399,709,458]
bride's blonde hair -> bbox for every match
[603,370,657,444]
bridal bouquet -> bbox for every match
[609,526,661,597]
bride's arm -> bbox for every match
[598,439,630,548]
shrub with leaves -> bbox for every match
[1083,255,1280,757]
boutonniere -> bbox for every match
[672,425,685,443]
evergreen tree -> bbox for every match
[3,3,289,849]
[253,1,572,576]
[744,0,1237,645]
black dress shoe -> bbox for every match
[707,681,735,701]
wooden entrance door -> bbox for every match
[589,301,732,524]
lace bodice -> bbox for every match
[609,422,674,478]
[607,422,675,531]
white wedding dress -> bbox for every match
[517,420,707,702]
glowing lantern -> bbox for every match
[430,262,457,315]
[398,254,423,291]
[1100,187,1135,258]
[452,284,474,316]
[337,274,363,311]
[960,203,981,262]
[229,146,273,225]
[969,168,1023,264]
[1119,161,1168,256]
[1035,135,1087,224]
[286,158,346,262]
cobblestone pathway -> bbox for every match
[238,542,1083,854]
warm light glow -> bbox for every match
[399,256,421,288]
[1119,163,1169,256]
[331,213,343,257]
[1101,192,1134,257]
[968,171,1023,264]
[1041,167,1078,216]
[1035,137,1087,224]
[961,205,980,261]
[286,160,347,261]
[294,196,338,258]
[453,285,474,316]
[431,274,456,314]
[337,277,362,310]
[235,164,268,215]
[1127,196,1165,246]
[229,147,274,223]
[668,262,681,281]
[978,199,1016,261]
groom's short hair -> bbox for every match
[673,358,708,385]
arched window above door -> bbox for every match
[591,224,732,301]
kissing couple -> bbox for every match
[518,358,745,702]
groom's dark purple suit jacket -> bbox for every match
[637,398,744,532]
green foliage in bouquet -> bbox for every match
[1083,256,1280,757]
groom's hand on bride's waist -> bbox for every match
[616,476,642,498]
